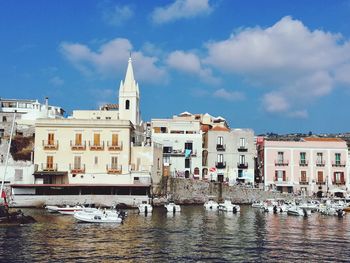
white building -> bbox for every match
[152,113,203,179]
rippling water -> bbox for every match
[1,206,350,262]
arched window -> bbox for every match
[125,100,130,110]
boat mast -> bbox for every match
[0,110,16,200]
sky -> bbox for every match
[1,0,350,134]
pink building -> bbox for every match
[263,138,349,197]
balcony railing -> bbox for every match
[275,160,289,166]
[215,161,226,169]
[41,163,58,172]
[274,176,289,182]
[316,180,326,185]
[89,141,105,151]
[42,140,58,150]
[237,146,248,152]
[332,161,346,167]
[299,177,309,185]
[216,144,226,151]
[70,140,86,150]
[107,141,123,151]
[106,164,122,174]
[332,180,346,185]
[69,164,85,174]
[163,149,197,157]
[299,160,308,167]
[237,162,248,169]
[316,161,325,167]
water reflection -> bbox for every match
[0,207,350,262]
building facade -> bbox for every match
[263,138,349,196]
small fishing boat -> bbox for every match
[218,200,240,213]
[287,206,310,217]
[138,202,153,214]
[74,209,123,223]
[165,202,181,213]
[204,199,219,210]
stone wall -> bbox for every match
[161,177,291,205]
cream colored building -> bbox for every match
[11,57,163,206]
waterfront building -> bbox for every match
[261,137,349,197]
[204,127,255,185]
[10,57,163,207]
[151,112,202,179]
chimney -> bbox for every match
[45,97,49,117]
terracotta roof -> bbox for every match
[303,137,344,142]
[211,125,230,132]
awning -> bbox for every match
[33,171,68,176]
[329,188,347,193]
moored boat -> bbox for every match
[204,199,219,210]
[74,210,123,223]
[218,200,240,213]
[138,202,153,214]
[165,202,181,213]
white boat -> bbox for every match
[74,210,122,223]
[218,200,240,213]
[287,206,310,217]
[165,202,181,213]
[45,205,60,213]
[204,200,219,210]
[251,201,263,208]
[138,203,153,214]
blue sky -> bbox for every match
[1,0,350,134]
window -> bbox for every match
[48,133,54,145]
[333,172,344,184]
[0,129,4,137]
[96,117,101,119]
[94,156,98,165]
[217,154,224,163]
[316,153,323,164]
[111,156,118,169]
[317,171,323,183]
[194,167,199,175]
[275,170,286,181]
[126,100,130,110]
[185,158,190,168]
[75,133,82,146]
[163,146,172,153]
[163,156,170,164]
[14,169,23,181]
[112,134,119,146]
[239,155,245,164]
[217,136,223,145]
[335,153,341,165]
[185,142,193,151]
[277,152,284,164]
[301,171,307,182]
[239,138,246,147]
[160,127,167,133]
[74,156,81,169]
[106,117,111,120]
[93,133,100,146]
[2,116,7,122]
[47,156,54,169]
[300,152,306,164]
[157,158,160,169]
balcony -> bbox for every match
[89,141,105,151]
[316,161,325,167]
[69,164,85,174]
[107,141,123,151]
[237,146,248,152]
[332,161,346,167]
[216,144,226,151]
[275,160,289,166]
[70,140,86,151]
[106,164,122,174]
[163,149,197,157]
[316,180,326,185]
[332,180,346,185]
[41,163,58,172]
[298,160,308,167]
[237,162,248,169]
[299,177,309,185]
[215,161,226,169]
[42,140,58,150]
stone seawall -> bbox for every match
[154,178,291,205]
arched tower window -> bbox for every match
[125,100,130,110]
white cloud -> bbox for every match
[213,88,245,101]
[166,50,219,84]
[204,16,350,116]
[151,0,213,24]
[49,76,64,86]
[102,4,133,26]
[60,38,166,83]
